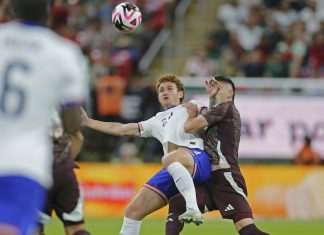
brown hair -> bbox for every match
[156,73,185,103]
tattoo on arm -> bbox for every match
[209,96,217,109]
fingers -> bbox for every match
[208,76,222,84]
[206,76,215,85]
[205,79,214,87]
[209,78,222,89]
[214,79,222,88]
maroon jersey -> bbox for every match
[50,110,70,161]
[202,101,241,170]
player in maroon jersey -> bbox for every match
[37,109,91,235]
[165,76,269,235]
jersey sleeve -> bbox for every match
[188,100,207,113]
[138,116,156,137]
[60,45,88,108]
[202,101,232,126]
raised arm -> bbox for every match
[80,107,140,136]
[183,102,208,134]
[183,78,229,134]
[205,77,221,108]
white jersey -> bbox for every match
[139,100,206,154]
[0,22,87,187]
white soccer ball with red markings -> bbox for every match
[112,2,142,32]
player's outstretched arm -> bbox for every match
[80,107,140,136]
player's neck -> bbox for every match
[164,104,179,110]
[17,20,46,27]
[215,98,232,106]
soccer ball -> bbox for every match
[112,2,142,32]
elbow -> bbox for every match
[76,131,84,143]
[184,124,196,134]
[65,125,81,135]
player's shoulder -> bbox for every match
[188,99,205,106]
[41,31,84,70]
[213,100,234,108]
[0,21,14,30]
[212,101,236,116]
[147,109,171,122]
[0,22,7,30]
[46,31,81,57]
[1,22,81,56]
[0,22,16,36]
[188,100,207,112]
[152,110,166,118]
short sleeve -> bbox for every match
[139,116,155,137]
[188,100,207,113]
[202,101,232,126]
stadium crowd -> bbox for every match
[185,0,324,79]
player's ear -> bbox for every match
[229,89,234,99]
[178,91,184,100]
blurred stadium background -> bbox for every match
[2,0,324,234]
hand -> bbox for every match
[80,107,89,126]
[182,102,198,118]
[205,76,222,97]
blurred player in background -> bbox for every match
[293,135,322,165]
[0,0,86,234]
[253,170,324,220]
[37,109,91,235]
[81,73,211,235]
[166,76,269,235]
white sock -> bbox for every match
[119,217,142,235]
[167,162,200,212]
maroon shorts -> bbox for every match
[196,169,253,220]
[42,157,84,226]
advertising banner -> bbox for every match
[193,95,324,159]
[76,163,165,217]
[76,163,324,219]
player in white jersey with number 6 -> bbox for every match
[81,73,211,235]
[0,1,87,235]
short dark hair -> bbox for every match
[214,75,236,100]
[10,0,50,23]
[304,135,312,145]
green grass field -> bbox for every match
[45,217,324,235]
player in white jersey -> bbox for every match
[0,1,86,234]
[81,74,211,235]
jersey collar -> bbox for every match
[18,20,45,27]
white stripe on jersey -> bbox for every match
[224,172,247,198]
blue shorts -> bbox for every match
[144,148,211,202]
[0,176,46,235]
